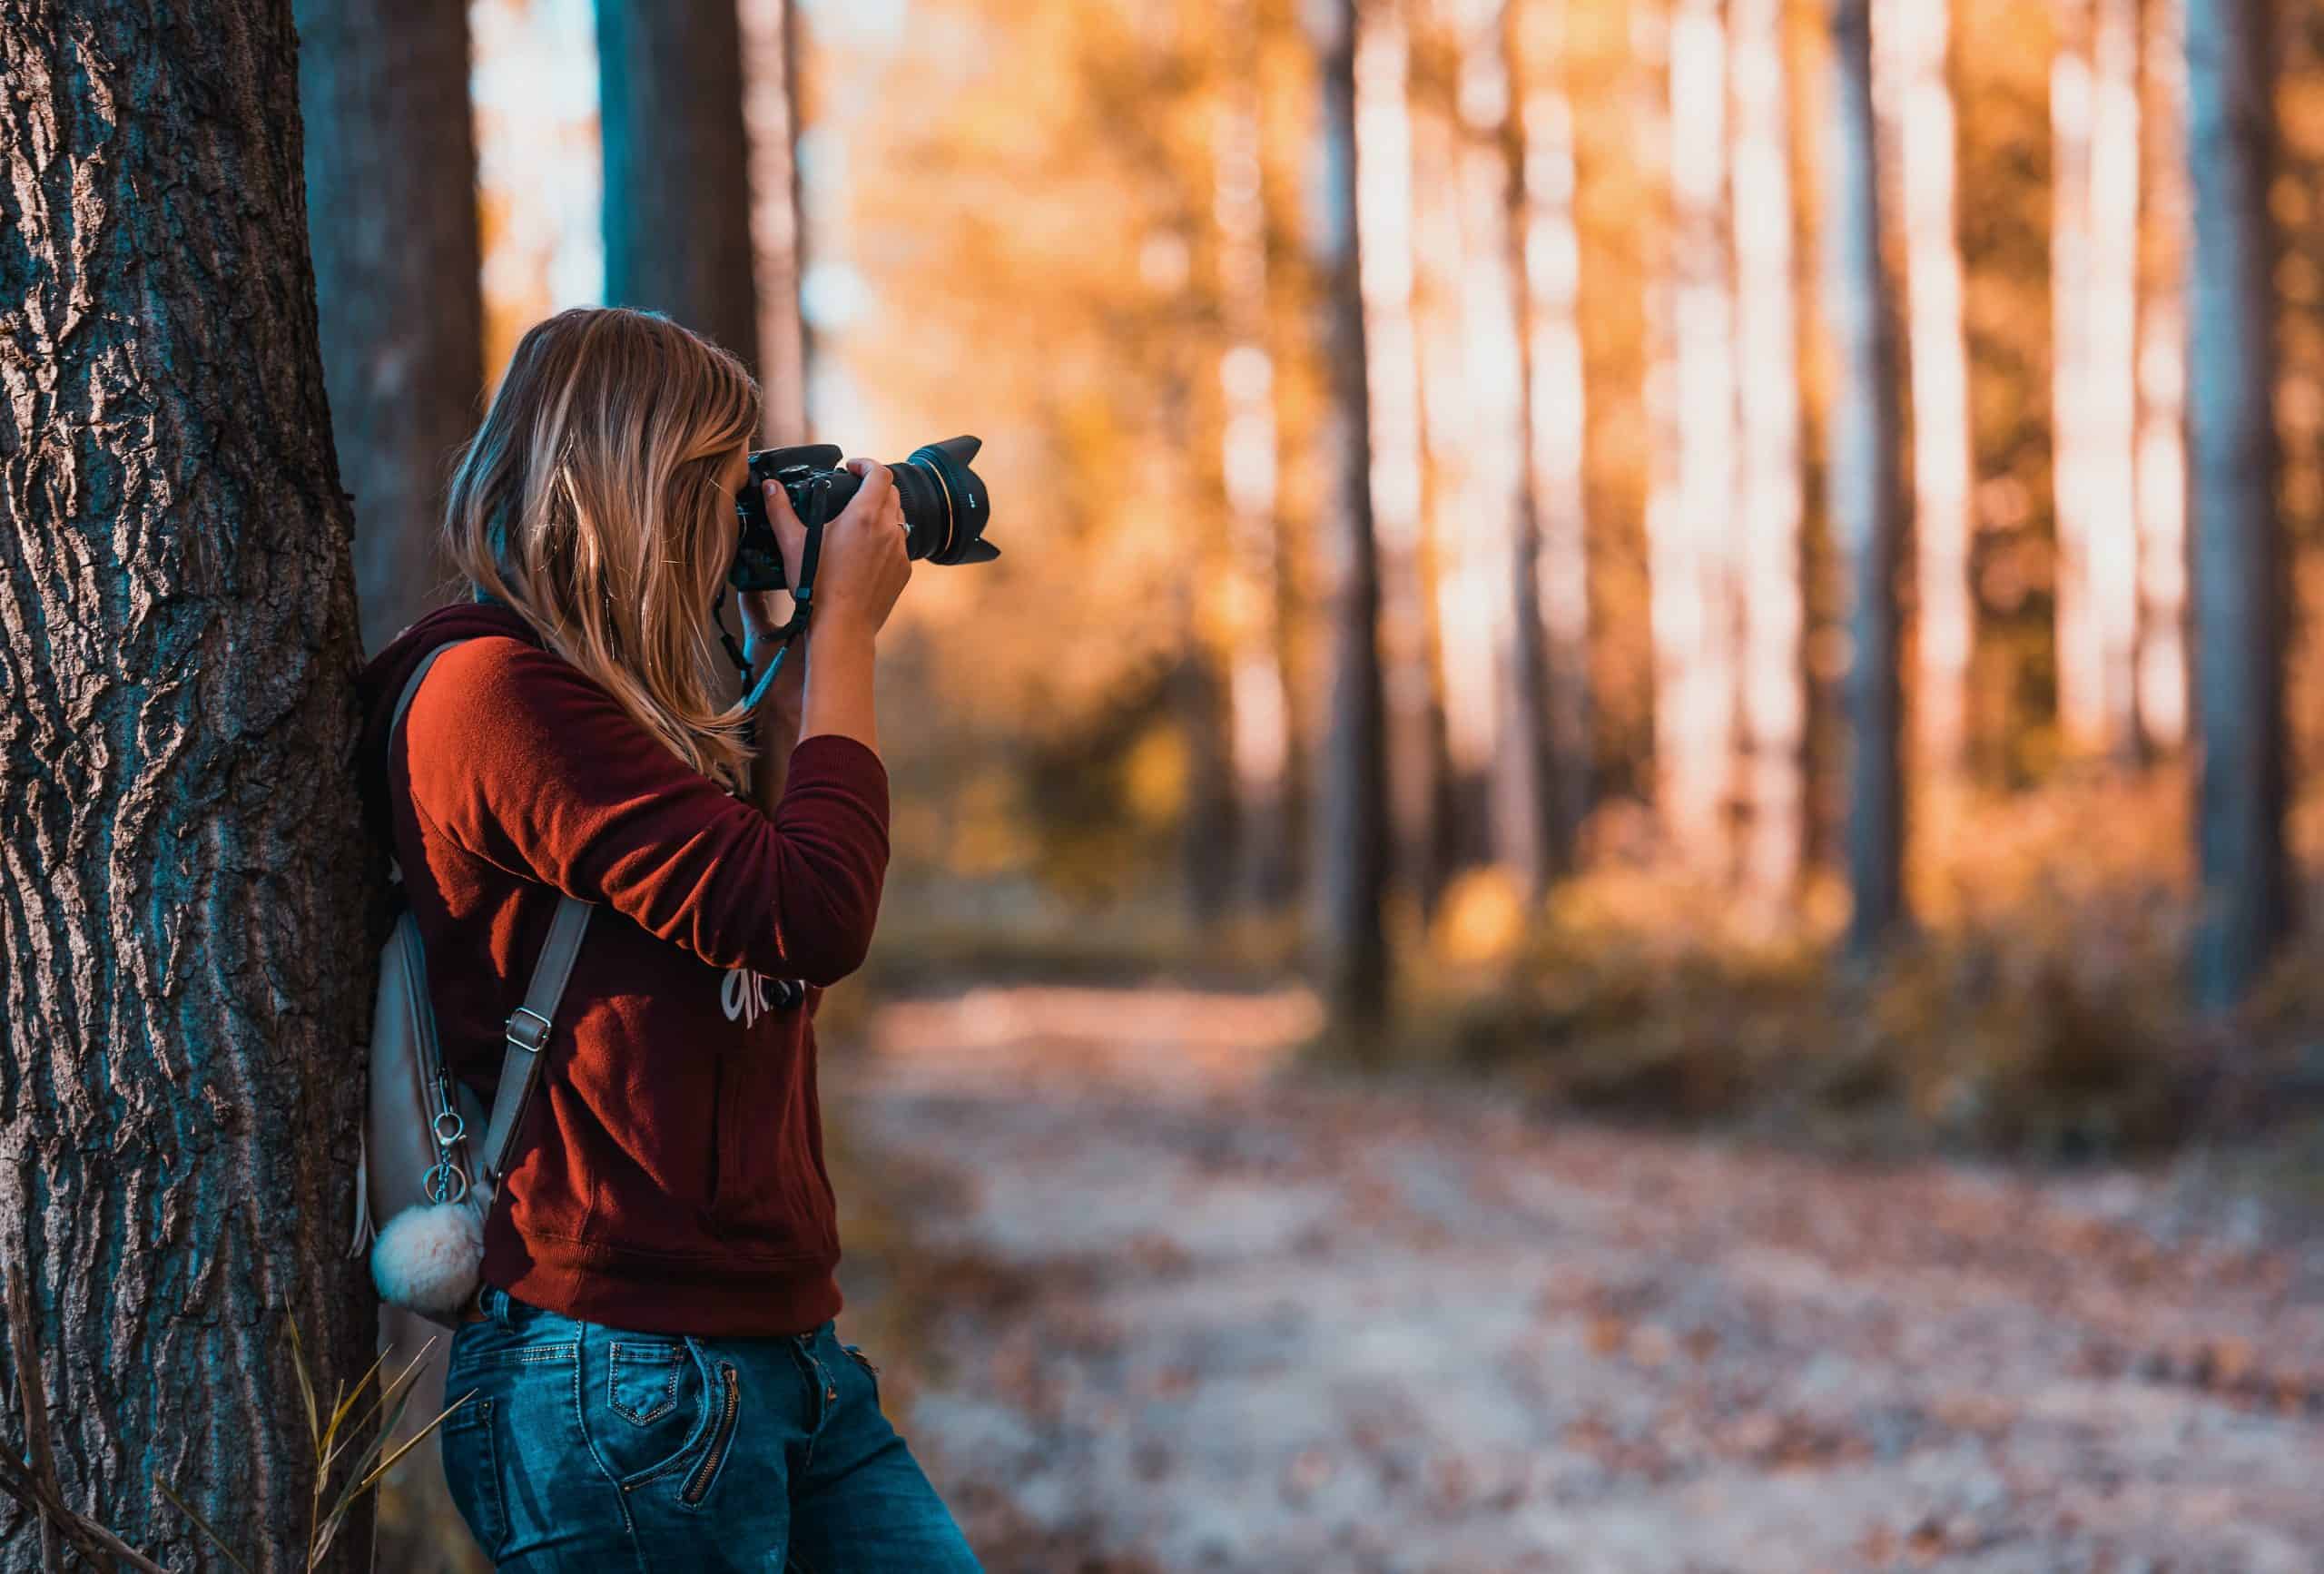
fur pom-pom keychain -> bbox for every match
[370,1200,486,1315]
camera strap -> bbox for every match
[719,514,827,710]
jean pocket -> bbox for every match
[438,1392,507,1558]
[606,1339,688,1426]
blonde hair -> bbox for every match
[446,308,761,791]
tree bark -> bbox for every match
[1729,0,1808,904]
[1874,0,1976,780]
[0,2,377,1565]
[298,0,484,654]
[1825,0,1909,953]
[2185,0,2290,1009]
[740,0,811,442]
[1310,0,1392,1033]
[598,0,762,372]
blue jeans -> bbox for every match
[439,1285,981,1571]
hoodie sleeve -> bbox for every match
[401,636,890,986]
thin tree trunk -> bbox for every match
[1875,0,1975,780]
[299,0,484,653]
[1826,0,1909,953]
[0,2,377,1564]
[1448,0,1567,900]
[1310,0,1392,1031]
[1510,0,1593,888]
[2086,0,2145,753]
[2185,0,2290,1009]
[2135,0,2191,751]
[1729,0,1808,904]
[1359,0,1458,915]
[740,0,811,442]
[2051,0,2100,747]
[1213,0,1297,910]
[1657,0,1740,875]
[598,0,761,370]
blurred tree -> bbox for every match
[597,0,760,369]
[1874,0,1974,781]
[1309,0,1393,1031]
[1824,0,1908,951]
[1361,0,1458,915]
[2185,0,2290,1008]
[2053,0,2144,758]
[1505,0,1592,890]
[0,1,377,1563]
[1655,0,1740,876]
[1212,0,1301,910]
[298,0,482,652]
[1730,0,1808,903]
[2134,0,2191,752]
[740,0,811,440]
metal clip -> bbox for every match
[506,1006,552,1054]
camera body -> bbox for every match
[731,436,996,593]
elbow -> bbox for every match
[783,900,881,988]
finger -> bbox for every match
[842,457,895,514]
[762,479,808,579]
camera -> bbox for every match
[730,436,996,593]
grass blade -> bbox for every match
[157,1480,255,1574]
[281,1313,320,1452]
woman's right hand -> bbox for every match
[810,457,912,640]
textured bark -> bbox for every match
[0,2,378,1566]
[298,0,483,654]
[598,0,761,372]
[1875,0,1975,778]
[1309,0,1391,1032]
[2184,0,2290,1009]
[1212,0,1297,910]
[1825,0,1908,953]
[1729,0,1807,903]
[740,0,810,442]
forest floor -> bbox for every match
[830,983,2324,1574]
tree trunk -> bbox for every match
[2185,0,2290,1010]
[1729,0,1808,904]
[1875,0,1976,780]
[1509,0,1593,890]
[2134,0,2191,751]
[1825,0,1909,953]
[1212,0,1297,911]
[1310,0,1392,1033]
[299,0,484,654]
[0,2,378,1565]
[1358,0,1458,916]
[1656,0,1740,876]
[2051,0,2142,758]
[598,0,762,371]
[740,0,811,442]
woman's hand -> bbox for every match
[811,457,911,641]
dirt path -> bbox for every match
[832,985,2324,1574]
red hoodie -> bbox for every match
[356,603,889,1336]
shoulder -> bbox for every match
[404,636,631,775]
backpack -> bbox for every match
[345,638,595,1327]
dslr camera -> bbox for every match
[730,435,996,593]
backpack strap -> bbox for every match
[389,636,596,1197]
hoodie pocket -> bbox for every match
[705,1052,831,1260]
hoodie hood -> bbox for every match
[356,600,546,849]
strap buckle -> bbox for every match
[505,1006,553,1054]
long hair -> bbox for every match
[445,308,761,790]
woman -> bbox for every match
[356,307,980,1569]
